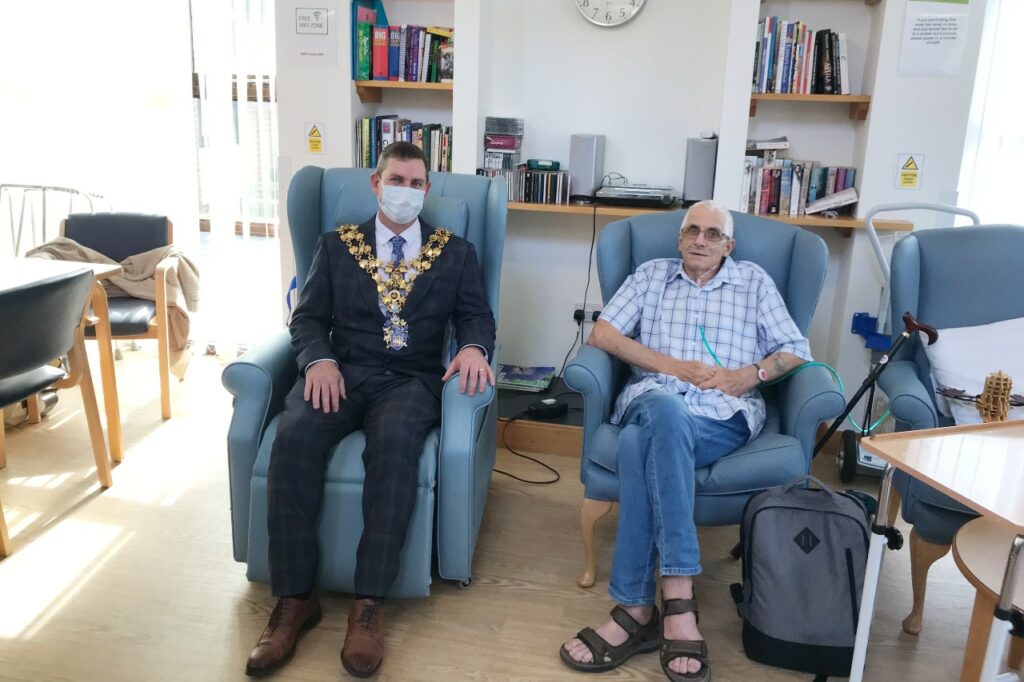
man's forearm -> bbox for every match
[588,320,708,383]
[759,352,807,382]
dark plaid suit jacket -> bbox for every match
[289,217,496,399]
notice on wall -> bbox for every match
[896,153,925,190]
[306,122,325,154]
[288,5,336,66]
[899,0,970,77]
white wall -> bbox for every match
[485,1,732,367]
[0,1,198,251]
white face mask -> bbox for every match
[378,185,425,225]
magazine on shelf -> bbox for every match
[496,364,556,392]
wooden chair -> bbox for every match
[0,266,112,558]
[62,213,177,419]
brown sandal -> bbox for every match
[660,598,710,682]
[559,605,661,673]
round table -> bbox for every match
[953,516,1024,681]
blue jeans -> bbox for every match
[608,391,750,606]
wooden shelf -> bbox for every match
[749,94,872,121]
[762,214,913,237]
[507,201,682,218]
[508,202,912,236]
[354,80,453,103]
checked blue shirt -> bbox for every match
[600,256,812,440]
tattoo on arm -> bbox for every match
[771,354,788,377]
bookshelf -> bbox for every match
[749,94,871,121]
[349,2,461,171]
[354,80,453,104]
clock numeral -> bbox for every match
[580,0,589,6]
[620,8,626,17]
[605,11,612,21]
[593,7,598,17]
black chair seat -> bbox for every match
[0,365,65,407]
[84,297,155,337]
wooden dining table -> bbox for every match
[1,257,124,462]
[850,421,1024,682]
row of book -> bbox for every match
[355,23,454,83]
[353,116,452,173]
[476,167,571,206]
[753,17,850,96]
[739,158,858,217]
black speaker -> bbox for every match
[569,134,605,202]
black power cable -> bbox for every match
[557,203,599,378]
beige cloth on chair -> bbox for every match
[26,237,201,379]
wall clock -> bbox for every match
[575,0,645,28]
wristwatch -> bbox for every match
[752,362,768,384]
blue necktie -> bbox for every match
[389,235,406,266]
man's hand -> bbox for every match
[304,361,346,413]
[667,359,716,386]
[697,366,759,397]
[441,346,494,396]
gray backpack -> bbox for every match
[730,475,870,679]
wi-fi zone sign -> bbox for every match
[296,8,328,35]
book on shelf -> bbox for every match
[496,364,556,393]
[746,136,790,151]
[752,15,850,96]
[805,187,858,214]
[350,1,383,80]
[353,17,453,85]
[354,115,452,172]
[739,155,858,217]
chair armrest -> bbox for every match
[436,364,497,582]
[877,360,939,431]
[564,344,617,454]
[221,330,296,560]
[153,255,178,310]
[780,364,845,462]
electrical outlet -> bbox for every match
[573,302,602,323]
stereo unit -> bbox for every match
[596,184,677,208]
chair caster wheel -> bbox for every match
[457,578,473,590]
[885,528,904,550]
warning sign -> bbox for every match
[306,122,324,154]
[896,153,924,190]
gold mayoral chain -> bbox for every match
[336,224,452,350]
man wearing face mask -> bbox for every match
[246,142,495,678]
[559,201,811,682]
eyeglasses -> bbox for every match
[680,224,729,244]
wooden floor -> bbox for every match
[0,346,981,681]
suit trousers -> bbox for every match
[267,370,442,598]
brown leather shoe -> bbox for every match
[245,595,322,677]
[341,598,386,678]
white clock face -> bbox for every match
[575,0,645,28]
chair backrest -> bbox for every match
[0,268,93,378]
[64,213,171,262]
[286,166,508,323]
[597,211,828,334]
[889,224,1024,404]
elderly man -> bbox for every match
[560,201,811,681]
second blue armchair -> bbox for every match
[564,211,844,587]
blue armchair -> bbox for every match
[222,167,507,597]
[564,211,845,587]
[878,224,1024,634]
